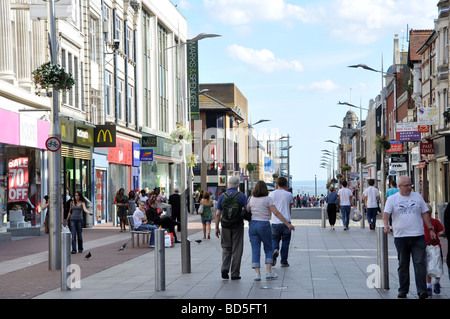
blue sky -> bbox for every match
[177,0,436,181]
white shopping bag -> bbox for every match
[426,245,443,277]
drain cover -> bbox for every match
[260,286,288,289]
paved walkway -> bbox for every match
[24,212,448,300]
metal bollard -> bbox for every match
[321,205,326,228]
[61,231,71,291]
[155,228,165,291]
[376,226,389,290]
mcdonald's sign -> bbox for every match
[94,125,116,147]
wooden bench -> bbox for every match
[127,216,152,248]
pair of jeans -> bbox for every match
[271,223,292,265]
[136,224,158,245]
[366,207,378,228]
[340,205,351,228]
[69,219,83,252]
[394,235,427,294]
[249,220,273,268]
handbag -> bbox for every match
[198,204,204,214]
[242,196,252,221]
[426,244,443,277]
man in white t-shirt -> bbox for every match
[269,177,294,267]
[132,201,158,247]
[383,175,436,299]
[337,180,353,230]
[363,179,380,230]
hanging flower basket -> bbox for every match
[374,135,391,152]
[170,123,192,143]
[32,62,75,92]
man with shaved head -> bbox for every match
[383,175,436,299]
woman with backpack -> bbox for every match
[247,181,295,281]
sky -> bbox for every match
[176,0,437,182]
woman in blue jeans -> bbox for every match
[247,181,295,281]
[65,191,93,254]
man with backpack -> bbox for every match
[215,176,247,280]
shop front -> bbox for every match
[140,135,181,196]
[60,117,94,227]
[0,110,50,239]
[107,136,135,224]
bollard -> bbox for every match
[376,226,389,290]
[321,205,326,228]
[155,228,165,291]
[61,231,71,291]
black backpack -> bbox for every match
[221,191,243,228]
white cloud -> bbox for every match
[315,0,436,44]
[226,44,304,73]
[203,0,311,25]
[203,0,436,44]
[298,80,340,93]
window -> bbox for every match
[126,26,134,60]
[142,11,151,127]
[444,27,448,65]
[90,17,99,63]
[105,72,113,116]
[61,49,67,104]
[104,5,113,43]
[115,14,123,51]
[158,24,168,132]
[128,84,134,125]
[118,79,124,120]
[60,50,80,109]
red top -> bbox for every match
[423,218,444,248]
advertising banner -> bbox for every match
[8,157,29,202]
[418,107,439,125]
[187,41,200,121]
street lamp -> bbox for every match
[248,119,271,128]
[348,62,389,209]
[177,32,220,274]
[338,100,368,229]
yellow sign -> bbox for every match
[94,125,116,147]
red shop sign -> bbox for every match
[420,139,434,156]
[8,157,29,202]
[107,137,132,165]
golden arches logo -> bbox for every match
[97,129,113,143]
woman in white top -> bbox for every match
[247,181,295,281]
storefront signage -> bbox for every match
[387,140,402,153]
[396,122,421,142]
[418,107,439,125]
[389,154,408,172]
[140,149,153,161]
[75,124,94,146]
[107,137,132,165]
[132,142,141,166]
[420,139,434,156]
[8,157,29,202]
[141,136,157,147]
[94,125,116,147]
[187,41,200,121]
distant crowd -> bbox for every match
[293,194,325,208]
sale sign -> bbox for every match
[8,157,29,202]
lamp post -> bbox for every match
[178,32,220,274]
[348,62,392,209]
[338,101,369,229]
[46,0,62,271]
